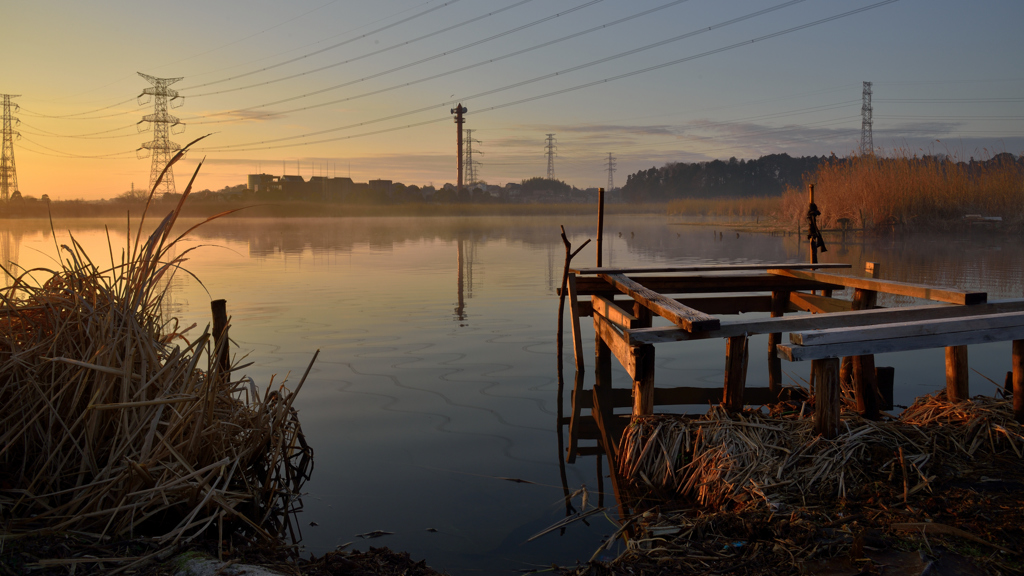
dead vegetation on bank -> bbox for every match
[561,393,1024,575]
[0,142,315,572]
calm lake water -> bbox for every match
[3,213,1022,574]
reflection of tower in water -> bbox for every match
[1,228,22,283]
[454,239,474,323]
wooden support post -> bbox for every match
[566,273,585,372]
[596,187,605,267]
[632,344,655,416]
[211,299,230,381]
[566,370,586,463]
[767,291,790,393]
[1013,340,1023,423]
[722,335,748,412]
[843,262,880,418]
[813,357,840,439]
[945,345,969,401]
[595,320,612,393]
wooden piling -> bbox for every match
[945,345,969,401]
[722,335,748,412]
[1013,340,1023,423]
[211,299,230,380]
[841,263,881,418]
[596,187,605,267]
[632,345,655,416]
[767,291,790,393]
[813,357,840,438]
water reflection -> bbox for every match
[2,214,1022,574]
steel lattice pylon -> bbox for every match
[138,73,184,196]
[1,94,20,202]
[860,81,873,156]
[544,134,557,180]
[605,152,616,191]
[464,129,483,186]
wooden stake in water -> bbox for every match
[596,187,605,267]
[211,299,230,381]
[808,184,817,265]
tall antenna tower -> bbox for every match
[1,94,21,202]
[544,133,557,180]
[605,152,617,191]
[137,73,185,196]
[860,81,873,156]
[464,129,483,186]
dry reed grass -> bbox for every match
[617,394,1024,511]
[779,150,1024,230]
[0,140,314,567]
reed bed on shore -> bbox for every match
[0,148,314,567]
[780,150,1024,230]
[617,393,1024,511]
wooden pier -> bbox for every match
[562,261,1024,461]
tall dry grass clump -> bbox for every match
[779,150,1024,230]
[0,141,314,560]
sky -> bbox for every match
[3,0,1022,199]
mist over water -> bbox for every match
[3,214,1021,574]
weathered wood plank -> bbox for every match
[814,357,841,439]
[789,291,855,314]
[793,311,1024,346]
[769,269,987,305]
[601,273,720,331]
[592,296,638,330]
[579,295,776,317]
[570,263,851,275]
[593,314,638,379]
[945,345,969,401]
[569,274,842,297]
[567,273,585,372]
[625,299,1024,346]
[779,324,1024,361]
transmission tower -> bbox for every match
[860,81,873,156]
[605,153,617,191]
[464,129,483,186]
[138,73,185,196]
[544,133,557,180]
[1,94,20,202]
[451,103,467,191]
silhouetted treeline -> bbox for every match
[622,154,827,201]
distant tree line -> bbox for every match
[621,153,828,201]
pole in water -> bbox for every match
[808,184,818,265]
[596,187,605,267]
[211,299,230,381]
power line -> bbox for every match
[198,0,898,153]
[185,0,606,123]
[185,0,539,98]
[18,121,140,139]
[198,0,819,148]
[179,0,467,92]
